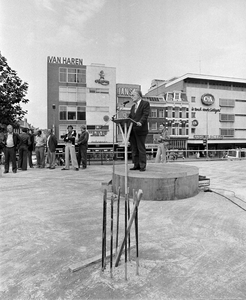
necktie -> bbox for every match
[134,103,138,113]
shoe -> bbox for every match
[61,168,69,170]
[18,168,22,170]
[82,166,86,169]
[130,166,140,170]
[139,168,146,172]
[75,168,79,171]
[3,170,9,174]
[50,167,55,169]
[13,170,17,173]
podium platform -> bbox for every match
[112,163,199,201]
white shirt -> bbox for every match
[134,99,141,112]
[6,133,14,148]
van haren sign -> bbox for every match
[47,56,83,65]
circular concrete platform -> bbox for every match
[113,163,199,200]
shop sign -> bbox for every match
[117,87,135,96]
[194,135,223,139]
[95,70,109,85]
[192,119,199,126]
[191,107,221,114]
[201,93,215,106]
[47,56,83,65]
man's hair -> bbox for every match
[132,90,143,98]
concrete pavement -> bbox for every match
[0,159,246,299]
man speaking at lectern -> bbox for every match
[128,90,150,172]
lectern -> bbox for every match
[112,117,137,193]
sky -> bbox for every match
[1,0,246,128]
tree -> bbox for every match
[0,53,29,127]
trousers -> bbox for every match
[4,147,17,172]
[35,146,45,168]
[18,146,28,170]
[64,143,78,169]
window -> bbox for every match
[159,109,164,118]
[167,107,172,118]
[191,96,196,103]
[219,99,235,107]
[77,107,86,120]
[191,112,196,118]
[59,87,86,102]
[191,128,196,133]
[219,114,235,122]
[59,105,86,121]
[174,92,180,101]
[59,67,86,83]
[186,108,189,118]
[172,109,175,118]
[186,124,189,135]
[59,106,67,120]
[150,122,157,130]
[151,109,157,118]
[68,106,76,120]
[179,109,182,118]
[220,128,234,137]
[59,68,67,82]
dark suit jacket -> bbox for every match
[48,134,58,152]
[128,99,150,136]
[77,131,89,148]
[18,132,31,149]
[63,131,76,145]
[3,132,20,150]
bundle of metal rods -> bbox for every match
[101,187,142,280]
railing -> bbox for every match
[52,148,246,166]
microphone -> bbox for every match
[123,100,129,106]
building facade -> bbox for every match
[47,56,116,144]
[145,74,246,150]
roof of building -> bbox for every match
[165,73,246,87]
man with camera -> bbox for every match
[61,125,79,171]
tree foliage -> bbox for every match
[0,53,29,127]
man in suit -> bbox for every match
[77,124,89,169]
[46,129,58,169]
[18,127,31,171]
[28,129,35,168]
[128,90,150,172]
[2,124,20,173]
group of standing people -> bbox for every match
[1,124,89,174]
[61,125,89,171]
[1,125,58,173]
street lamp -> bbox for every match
[52,104,56,135]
